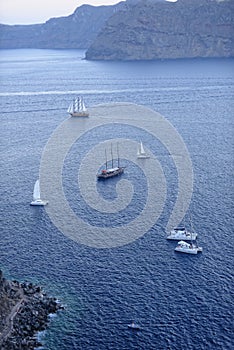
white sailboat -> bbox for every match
[30,180,48,206]
[67,96,89,117]
[137,142,150,159]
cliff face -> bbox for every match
[85,0,234,60]
[1,0,233,59]
[0,3,125,49]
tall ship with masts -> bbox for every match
[67,96,89,117]
[97,144,124,180]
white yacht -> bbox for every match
[175,241,203,255]
[167,227,197,241]
[137,142,150,159]
[30,180,48,206]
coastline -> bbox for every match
[0,270,63,349]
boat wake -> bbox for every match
[0,84,230,97]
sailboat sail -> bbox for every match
[33,180,40,201]
[67,102,73,114]
[140,142,145,155]
[81,99,87,111]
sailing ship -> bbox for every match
[97,144,124,180]
[30,180,48,206]
[67,96,89,117]
[137,142,150,159]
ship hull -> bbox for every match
[137,154,150,159]
[30,200,48,206]
[97,167,124,180]
[69,112,89,117]
[167,233,197,240]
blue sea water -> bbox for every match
[0,49,234,350]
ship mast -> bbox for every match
[105,149,108,170]
[117,143,120,168]
[111,143,114,168]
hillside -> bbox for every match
[1,0,233,60]
[85,0,234,60]
[0,3,125,49]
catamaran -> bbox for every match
[97,144,124,180]
[137,142,150,159]
[175,240,203,254]
[167,227,197,241]
[173,216,202,254]
[30,180,48,206]
[67,96,89,117]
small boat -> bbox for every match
[30,180,48,206]
[175,240,203,254]
[167,226,197,241]
[128,322,140,330]
[137,142,150,159]
[67,96,89,117]
[97,144,124,180]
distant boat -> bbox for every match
[67,96,89,117]
[137,142,150,159]
[30,180,48,206]
[128,322,140,330]
[97,144,124,180]
[175,240,203,254]
[167,227,197,241]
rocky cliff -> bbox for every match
[0,3,125,49]
[0,270,62,349]
[85,0,234,60]
[1,0,233,59]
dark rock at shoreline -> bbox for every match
[0,270,63,350]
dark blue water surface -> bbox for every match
[0,49,234,350]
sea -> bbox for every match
[0,49,233,350]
